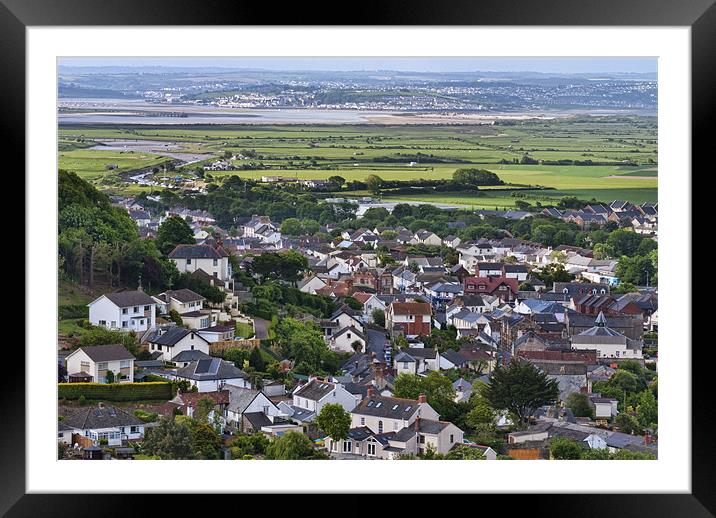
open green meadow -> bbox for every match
[58,117,657,206]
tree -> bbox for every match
[635,389,658,429]
[156,216,195,255]
[452,168,503,186]
[142,417,195,459]
[194,397,216,424]
[393,371,457,419]
[566,392,594,419]
[191,421,223,460]
[550,437,584,459]
[444,444,486,460]
[280,218,303,236]
[371,308,386,327]
[607,229,643,257]
[249,346,266,372]
[265,431,316,459]
[105,370,115,384]
[365,174,384,195]
[614,412,643,435]
[482,360,559,428]
[168,309,184,326]
[315,403,351,441]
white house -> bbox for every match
[292,379,357,414]
[65,344,135,384]
[298,275,327,295]
[61,404,146,446]
[168,244,232,282]
[155,289,206,315]
[224,386,283,432]
[173,358,251,392]
[88,291,157,332]
[146,327,211,363]
[330,326,367,354]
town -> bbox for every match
[57,166,658,461]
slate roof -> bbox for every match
[62,405,144,430]
[148,327,208,347]
[417,419,453,435]
[161,289,205,303]
[225,387,262,414]
[244,411,272,429]
[168,244,228,259]
[175,358,248,381]
[100,291,156,308]
[353,395,421,419]
[75,344,135,363]
[171,349,211,363]
[294,379,336,401]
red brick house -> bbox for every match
[386,300,432,337]
[463,276,519,302]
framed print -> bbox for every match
[3,0,712,515]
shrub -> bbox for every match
[58,382,172,402]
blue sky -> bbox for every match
[59,57,657,75]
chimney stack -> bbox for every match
[414,417,421,432]
[367,386,376,397]
[418,393,427,404]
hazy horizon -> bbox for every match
[58,57,657,76]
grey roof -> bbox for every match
[243,411,272,429]
[175,358,248,381]
[394,351,416,363]
[225,386,262,414]
[333,326,367,342]
[403,347,437,360]
[294,379,336,402]
[171,349,211,363]
[441,348,467,367]
[417,419,452,435]
[101,291,156,308]
[149,327,209,347]
[161,289,205,304]
[168,244,227,259]
[62,405,144,430]
[353,395,421,420]
[76,344,135,363]
[392,427,417,443]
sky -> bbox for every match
[58,57,657,75]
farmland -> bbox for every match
[58,116,657,206]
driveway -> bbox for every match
[253,317,270,340]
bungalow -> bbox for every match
[61,404,146,447]
[174,358,251,392]
[197,324,236,343]
[66,344,135,384]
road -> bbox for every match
[366,327,388,363]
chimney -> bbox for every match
[366,386,375,397]
[644,431,652,445]
[418,393,427,404]
[414,416,421,432]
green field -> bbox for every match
[58,149,170,181]
[58,117,657,205]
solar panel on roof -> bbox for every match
[195,359,213,374]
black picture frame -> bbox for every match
[3,0,709,514]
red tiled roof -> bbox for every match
[390,301,432,316]
[463,276,519,295]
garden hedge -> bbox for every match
[58,382,172,401]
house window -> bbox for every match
[130,426,139,433]
[360,417,365,426]
[122,308,128,314]
[144,305,150,311]
[98,362,108,370]
[450,434,454,443]
[134,306,139,313]
[367,443,376,456]
[80,361,90,371]
[213,259,218,266]
[111,321,116,328]
[98,320,106,326]
[419,435,426,444]
[120,360,130,369]
[394,422,399,431]
[186,259,192,265]
[122,321,128,328]
[343,441,352,453]
[378,421,383,433]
